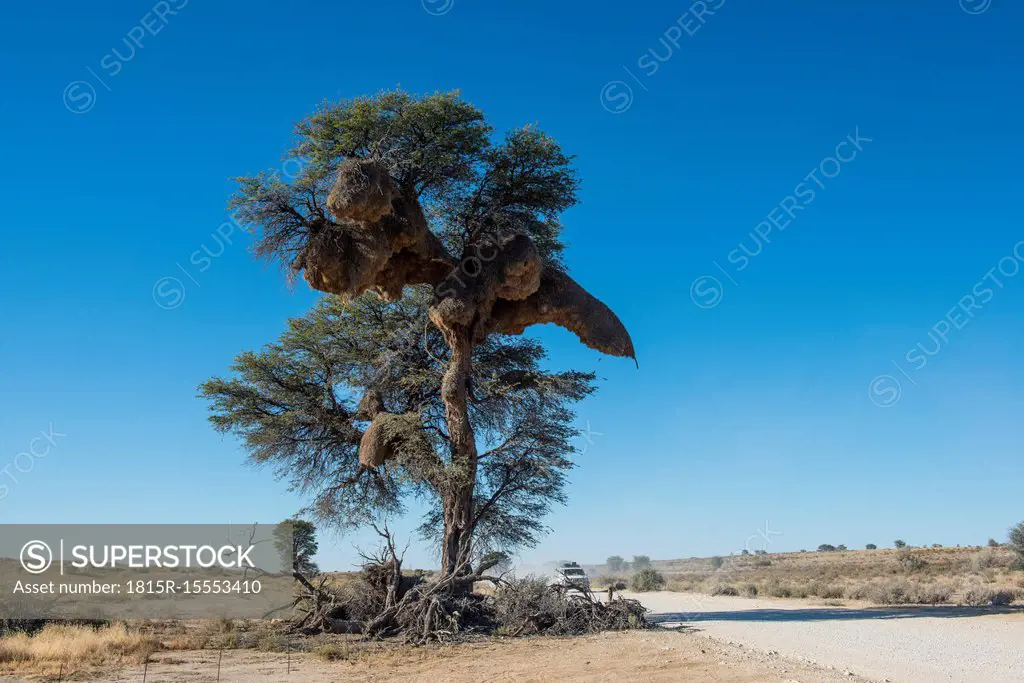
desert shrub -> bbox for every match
[815,584,845,600]
[592,574,628,590]
[962,586,1016,607]
[763,579,792,598]
[710,556,724,569]
[742,583,759,597]
[866,544,878,550]
[630,568,664,592]
[754,558,772,567]
[970,550,1002,572]
[606,556,626,573]
[710,584,738,596]
[837,545,848,551]
[314,643,353,661]
[817,544,836,552]
[869,580,913,605]
[988,538,1001,548]
[850,580,952,605]
[896,550,926,573]
[1010,522,1024,568]
[912,583,953,605]
[894,540,907,549]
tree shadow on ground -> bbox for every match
[649,605,1024,624]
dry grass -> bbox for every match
[0,624,159,675]
[626,546,1024,607]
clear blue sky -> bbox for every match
[2,0,1023,570]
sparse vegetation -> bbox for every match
[896,550,927,573]
[710,556,724,569]
[0,624,159,674]
[630,568,664,592]
[657,545,1021,608]
[894,540,907,549]
[866,544,877,550]
[962,586,1017,607]
[817,544,837,552]
[606,556,626,573]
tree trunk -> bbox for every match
[438,326,478,578]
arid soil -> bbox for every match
[2,630,869,682]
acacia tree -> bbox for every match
[206,90,634,578]
[202,291,593,562]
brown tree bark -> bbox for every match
[437,325,478,578]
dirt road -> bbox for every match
[633,590,1024,682]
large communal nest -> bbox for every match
[297,159,635,362]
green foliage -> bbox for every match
[866,544,878,550]
[631,555,651,570]
[200,289,595,555]
[275,518,320,576]
[1009,522,1024,565]
[630,568,664,592]
[894,540,907,549]
[988,538,1001,548]
[606,556,625,573]
[231,89,580,272]
[710,556,724,569]
[817,544,837,552]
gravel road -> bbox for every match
[631,591,1024,683]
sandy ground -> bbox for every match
[635,590,1024,683]
[5,590,1022,681]
[4,629,868,683]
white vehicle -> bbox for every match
[554,562,591,592]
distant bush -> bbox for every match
[754,549,768,556]
[763,579,792,598]
[988,538,1001,548]
[807,582,844,599]
[837,545,848,551]
[932,543,943,548]
[866,544,878,550]
[742,583,758,597]
[710,556,724,569]
[970,549,1003,572]
[896,550,927,573]
[894,540,907,549]
[710,584,738,596]
[631,555,652,570]
[740,549,750,556]
[962,586,1016,607]
[630,568,664,592]
[1009,522,1024,568]
[817,544,836,552]
[753,558,772,567]
[592,574,628,590]
[606,555,626,573]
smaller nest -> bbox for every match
[358,412,431,468]
[355,389,384,421]
[327,159,398,225]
